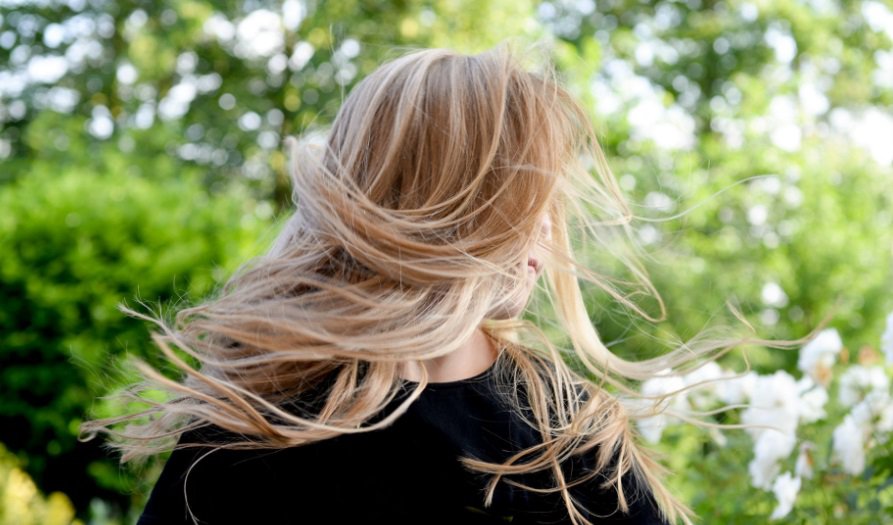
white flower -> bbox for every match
[641,370,689,405]
[749,430,797,490]
[796,376,828,424]
[714,370,758,406]
[838,365,890,407]
[632,370,688,443]
[874,397,893,437]
[882,311,893,365]
[681,361,724,410]
[640,370,689,415]
[742,371,800,441]
[797,328,842,385]
[832,414,868,475]
[794,441,815,480]
[769,471,801,520]
[681,361,724,385]
[852,389,893,439]
[743,371,800,491]
[636,413,670,444]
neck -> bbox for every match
[398,327,499,383]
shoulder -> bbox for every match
[137,428,290,524]
[137,421,426,524]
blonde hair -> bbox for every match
[81,41,827,525]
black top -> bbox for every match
[137,360,669,524]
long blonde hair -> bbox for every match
[81,41,827,525]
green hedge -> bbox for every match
[0,167,273,519]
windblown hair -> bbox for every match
[81,41,826,525]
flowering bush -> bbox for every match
[629,313,893,523]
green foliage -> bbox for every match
[596,136,893,373]
[0,160,272,517]
[545,0,893,369]
[0,0,426,209]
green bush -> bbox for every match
[0,167,274,519]
[633,325,893,523]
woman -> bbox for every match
[81,42,814,524]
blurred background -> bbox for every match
[1,0,891,523]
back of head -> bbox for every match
[82,41,814,525]
[273,43,581,314]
